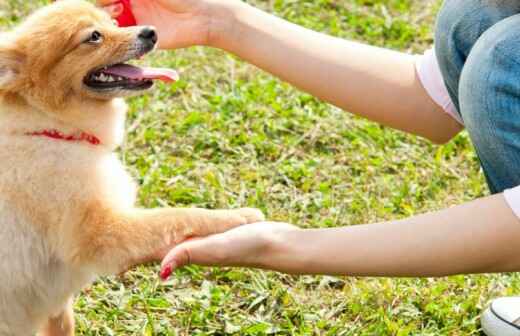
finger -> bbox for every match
[102,3,124,18]
[159,235,229,280]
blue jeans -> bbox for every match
[435,0,520,193]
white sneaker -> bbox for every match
[482,297,520,336]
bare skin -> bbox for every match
[96,0,520,280]
[99,0,461,144]
[161,194,520,277]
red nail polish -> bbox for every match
[160,265,172,280]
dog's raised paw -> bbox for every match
[236,208,265,223]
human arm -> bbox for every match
[97,0,462,143]
[161,193,520,278]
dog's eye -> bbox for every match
[85,30,103,44]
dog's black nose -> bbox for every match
[138,27,157,45]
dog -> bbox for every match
[0,1,264,335]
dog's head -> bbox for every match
[0,0,177,111]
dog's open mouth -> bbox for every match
[84,63,179,91]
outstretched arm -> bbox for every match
[161,193,520,278]
[214,3,461,143]
[98,0,462,143]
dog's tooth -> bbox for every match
[107,76,115,82]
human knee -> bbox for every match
[435,0,520,110]
[436,0,520,60]
[459,14,520,133]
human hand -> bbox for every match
[159,221,300,279]
[96,0,241,49]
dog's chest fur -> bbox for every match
[0,218,88,334]
[0,106,136,334]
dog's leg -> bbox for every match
[37,297,74,336]
[71,206,264,274]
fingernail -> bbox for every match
[160,265,172,281]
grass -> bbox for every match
[0,0,515,334]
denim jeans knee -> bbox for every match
[459,14,520,193]
[435,0,520,115]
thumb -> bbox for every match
[159,234,229,280]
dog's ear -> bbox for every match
[0,36,24,89]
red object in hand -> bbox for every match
[115,0,137,27]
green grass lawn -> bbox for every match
[2,0,518,334]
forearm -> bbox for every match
[263,194,520,276]
[212,2,461,143]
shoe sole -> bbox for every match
[482,306,520,336]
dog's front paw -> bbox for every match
[235,208,265,224]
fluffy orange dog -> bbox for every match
[0,1,263,335]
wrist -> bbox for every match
[206,0,250,50]
[258,225,308,273]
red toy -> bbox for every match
[115,0,137,27]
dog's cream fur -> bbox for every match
[0,1,263,335]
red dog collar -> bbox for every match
[26,129,101,146]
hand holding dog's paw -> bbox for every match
[159,221,299,280]
[145,207,264,265]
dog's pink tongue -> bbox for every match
[103,64,179,82]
